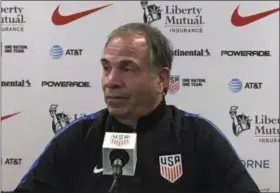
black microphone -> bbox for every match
[108,150,129,193]
[102,132,137,193]
[110,149,129,177]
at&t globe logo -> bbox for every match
[228,78,242,93]
[49,45,63,59]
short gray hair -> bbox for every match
[104,22,174,73]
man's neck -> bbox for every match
[116,96,163,129]
[115,118,137,130]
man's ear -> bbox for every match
[158,67,170,92]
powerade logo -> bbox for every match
[50,45,63,59]
[41,81,91,88]
[221,50,271,57]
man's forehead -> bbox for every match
[103,35,148,61]
[109,34,147,45]
[105,35,147,52]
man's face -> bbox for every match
[101,34,162,119]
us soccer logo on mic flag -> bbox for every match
[159,154,183,183]
[110,134,131,147]
[168,75,180,95]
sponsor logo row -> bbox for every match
[168,76,263,94]
[3,104,278,144]
[1,80,91,88]
[1,78,263,92]
[1,44,83,58]
[0,155,272,193]
[174,49,272,57]
[2,2,279,34]
[1,44,273,58]
[0,156,272,169]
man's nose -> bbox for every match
[105,69,122,88]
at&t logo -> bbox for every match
[49,45,83,59]
[228,78,263,93]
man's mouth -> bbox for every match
[107,96,127,99]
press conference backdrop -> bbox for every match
[1,1,279,192]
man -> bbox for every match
[14,23,260,193]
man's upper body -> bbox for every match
[14,22,260,193]
[15,99,260,193]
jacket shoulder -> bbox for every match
[50,108,108,166]
[169,105,220,132]
[167,105,199,130]
[54,108,108,143]
[170,106,233,153]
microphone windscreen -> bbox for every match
[109,149,129,165]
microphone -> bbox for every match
[102,132,137,176]
[109,149,129,177]
[102,132,137,193]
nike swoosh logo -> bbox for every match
[93,165,103,174]
[260,189,269,193]
[52,4,112,25]
[231,5,280,26]
[1,112,21,121]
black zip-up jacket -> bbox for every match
[14,100,260,193]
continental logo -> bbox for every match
[174,49,210,56]
[1,80,31,87]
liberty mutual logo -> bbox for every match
[49,104,86,134]
[140,0,205,34]
[141,0,162,24]
[229,106,279,144]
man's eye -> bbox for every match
[122,67,133,72]
[103,66,109,71]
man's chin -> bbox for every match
[108,107,129,118]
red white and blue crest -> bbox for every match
[159,154,183,183]
[110,134,130,147]
[168,75,180,95]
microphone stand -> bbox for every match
[108,159,123,193]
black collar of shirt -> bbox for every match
[105,97,167,134]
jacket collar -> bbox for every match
[105,97,166,134]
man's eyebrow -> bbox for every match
[119,59,136,65]
[100,58,109,65]
[100,58,138,67]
